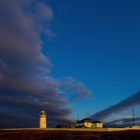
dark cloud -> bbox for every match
[0,0,91,127]
[89,91,140,121]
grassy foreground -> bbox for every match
[0,129,140,140]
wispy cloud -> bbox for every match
[89,91,140,121]
[61,77,92,101]
[0,0,91,127]
[106,117,140,126]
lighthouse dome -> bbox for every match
[40,111,46,116]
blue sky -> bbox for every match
[0,0,140,127]
[44,0,140,120]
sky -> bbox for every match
[0,0,140,127]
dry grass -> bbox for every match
[0,129,140,140]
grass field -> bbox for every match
[0,129,140,140]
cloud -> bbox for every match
[89,91,140,121]
[35,2,54,21]
[106,117,140,126]
[45,28,57,40]
[61,77,92,101]
[0,0,91,127]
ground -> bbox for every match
[0,129,140,140]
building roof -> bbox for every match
[78,119,102,123]
[78,119,93,123]
[94,121,102,123]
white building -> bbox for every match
[93,121,103,128]
[76,119,103,128]
[39,111,47,128]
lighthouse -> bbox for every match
[39,111,47,128]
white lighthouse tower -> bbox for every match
[39,111,47,128]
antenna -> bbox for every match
[77,113,80,127]
[132,105,135,126]
[77,113,79,121]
